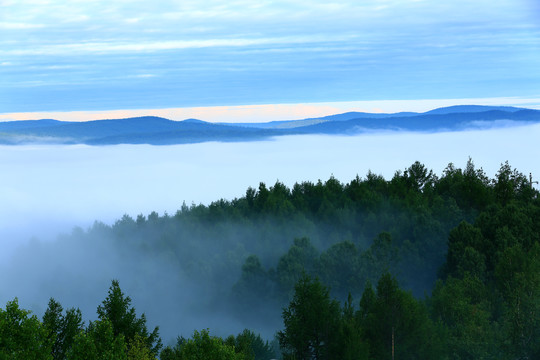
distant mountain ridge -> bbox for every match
[292,109,540,134]
[424,105,523,114]
[0,105,539,145]
[226,105,527,129]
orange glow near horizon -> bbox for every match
[1,97,539,123]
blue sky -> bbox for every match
[1,0,539,119]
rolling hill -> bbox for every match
[0,105,539,145]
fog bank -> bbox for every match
[1,124,539,342]
[1,125,539,251]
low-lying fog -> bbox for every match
[1,123,539,343]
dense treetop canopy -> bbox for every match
[1,159,539,359]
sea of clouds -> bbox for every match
[1,124,539,256]
[1,124,539,343]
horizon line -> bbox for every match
[1,96,540,124]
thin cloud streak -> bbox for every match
[0,22,45,29]
[1,0,538,112]
[0,34,360,56]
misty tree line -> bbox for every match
[1,159,540,359]
[0,279,273,360]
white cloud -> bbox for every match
[0,0,538,112]
[124,17,141,24]
[1,34,360,56]
[0,22,45,29]
[0,124,539,252]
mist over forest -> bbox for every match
[2,123,539,253]
[1,123,540,359]
[3,0,540,356]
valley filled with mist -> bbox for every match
[1,121,540,359]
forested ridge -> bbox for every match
[2,159,540,359]
[1,106,539,145]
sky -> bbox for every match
[1,0,539,121]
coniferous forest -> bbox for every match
[2,159,540,359]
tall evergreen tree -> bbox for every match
[97,280,162,356]
[42,298,84,360]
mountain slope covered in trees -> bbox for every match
[1,159,540,359]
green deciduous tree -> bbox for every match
[494,161,533,205]
[318,241,362,300]
[361,232,398,283]
[234,329,275,360]
[338,294,369,360]
[362,273,442,360]
[0,298,52,360]
[276,237,319,298]
[178,329,243,360]
[159,337,185,360]
[233,255,273,304]
[443,221,487,279]
[495,243,540,359]
[278,274,341,360]
[67,318,127,360]
[127,334,158,360]
[431,275,497,359]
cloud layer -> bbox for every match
[1,125,539,342]
[2,124,539,255]
[1,0,539,112]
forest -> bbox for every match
[1,158,540,359]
